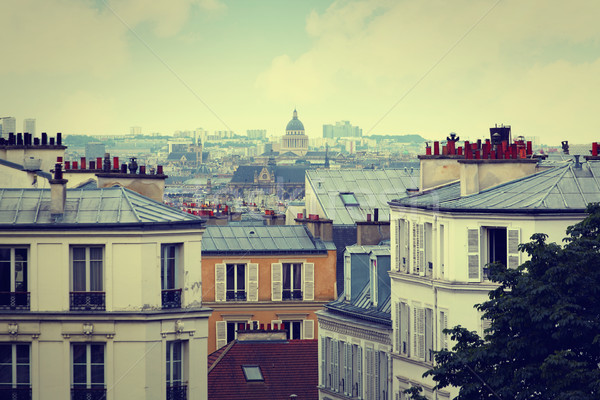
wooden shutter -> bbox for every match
[394,219,401,271]
[413,306,425,360]
[271,263,282,301]
[333,339,339,392]
[345,343,352,396]
[357,346,362,397]
[418,224,425,276]
[215,263,226,302]
[395,302,401,353]
[365,348,373,398]
[374,351,380,400]
[467,228,481,281]
[303,262,314,300]
[440,311,448,349]
[303,319,314,339]
[507,228,520,269]
[247,263,258,301]
[216,321,227,349]
[321,337,327,386]
[425,308,433,362]
[411,222,418,274]
[401,302,409,356]
[403,220,410,272]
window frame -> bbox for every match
[0,247,29,310]
[0,343,31,390]
[70,246,105,311]
[71,246,104,292]
[282,262,303,300]
[71,343,105,396]
[225,263,247,301]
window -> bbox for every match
[485,227,507,279]
[0,343,31,398]
[0,247,29,310]
[166,341,187,400]
[283,320,301,340]
[216,263,257,302]
[271,262,313,301]
[71,343,105,400]
[424,222,433,277]
[412,305,434,363]
[226,263,246,301]
[282,263,302,300]
[242,366,263,382]
[352,345,362,397]
[396,302,409,356]
[411,223,424,275]
[340,192,359,206]
[71,246,104,311]
[397,219,409,272]
[468,227,521,282]
[161,244,182,309]
[226,321,247,343]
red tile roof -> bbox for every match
[208,339,318,400]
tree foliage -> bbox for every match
[413,203,600,399]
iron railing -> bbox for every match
[166,384,187,400]
[71,387,107,400]
[282,289,303,300]
[0,387,32,400]
[70,292,105,311]
[226,290,246,301]
[162,288,182,309]
[0,292,30,310]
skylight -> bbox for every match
[340,192,359,206]
[242,365,264,382]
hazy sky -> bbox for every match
[1,0,598,144]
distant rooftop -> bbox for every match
[0,187,202,227]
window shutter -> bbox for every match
[215,263,226,302]
[365,348,373,398]
[357,346,362,397]
[216,321,227,349]
[271,263,282,301]
[425,308,433,362]
[345,343,352,396]
[394,219,401,271]
[332,339,339,392]
[411,222,418,274]
[403,220,410,273]
[482,317,492,337]
[374,351,380,400]
[467,228,481,281]
[247,263,259,301]
[401,302,409,356]
[419,224,425,276]
[395,302,401,353]
[303,262,314,300]
[303,319,314,339]
[440,311,448,350]
[413,306,425,360]
[507,229,520,269]
[321,337,327,386]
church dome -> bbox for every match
[286,109,305,132]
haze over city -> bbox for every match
[1,0,599,143]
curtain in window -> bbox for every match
[282,264,291,290]
[293,263,302,290]
[14,249,27,292]
[72,248,87,292]
[89,247,103,291]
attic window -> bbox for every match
[242,365,264,382]
[340,192,359,206]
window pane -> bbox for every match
[237,265,245,291]
[292,322,301,340]
[91,365,104,385]
[172,342,182,362]
[293,264,302,290]
[167,245,176,259]
[72,344,86,364]
[0,345,11,363]
[226,265,235,290]
[90,261,103,291]
[15,260,27,292]
[16,365,29,384]
[73,365,86,384]
[72,261,86,291]
[282,264,290,290]
[72,247,86,261]
[0,249,10,261]
[90,345,104,364]
[172,360,181,382]
[89,247,102,261]
[15,345,29,363]
[0,262,10,292]
[0,365,11,385]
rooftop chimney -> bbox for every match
[49,163,68,217]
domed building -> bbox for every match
[280,109,309,156]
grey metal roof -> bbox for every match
[307,169,420,225]
[0,187,202,226]
[325,284,391,325]
[392,161,600,212]
[202,225,336,255]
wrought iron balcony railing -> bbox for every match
[282,289,303,300]
[226,290,246,301]
[0,292,30,310]
[70,292,105,311]
[166,384,187,400]
[162,288,182,309]
[71,387,107,400]
[0,387,32,400]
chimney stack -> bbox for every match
[50,163,68,216]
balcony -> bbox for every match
[166,384,187,400]
[162,288,182,309]
[0,292,30,310]
[70,292,105,311]
[226,290,246,301]
[0,387,32,400]
[71,387,107,400]
[282,289,303,301]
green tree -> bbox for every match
[410,204,600,400]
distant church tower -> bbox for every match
[280,109,309,156]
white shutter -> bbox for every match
[303,319,314,339]
[321,337,327,386]
[395,302,401,353]
[425,308,433,362]
[216,321,227,349]
[411,222,418,274]
[507,228,520,269]
[365,348,373,398]
[374,351,380,400]
[215,263,226,302]
[467,228,481,281]
[403,220,410,272]
[482,317,492,337]
[418,224,425,276]
[303,262,314,300]
[345,343,352,395]
[401,302,409,356]
[271,263,282,301]
[394,219,401,271]
[440,311,448,350]
[413,306,425,360]
[357,346,362,397]
[247,263,258,301]
[333,339,339,392]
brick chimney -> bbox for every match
[49,163,68,216]
[356,208,390,246]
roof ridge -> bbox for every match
[207,340,236,375]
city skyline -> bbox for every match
[1,0,598,144]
